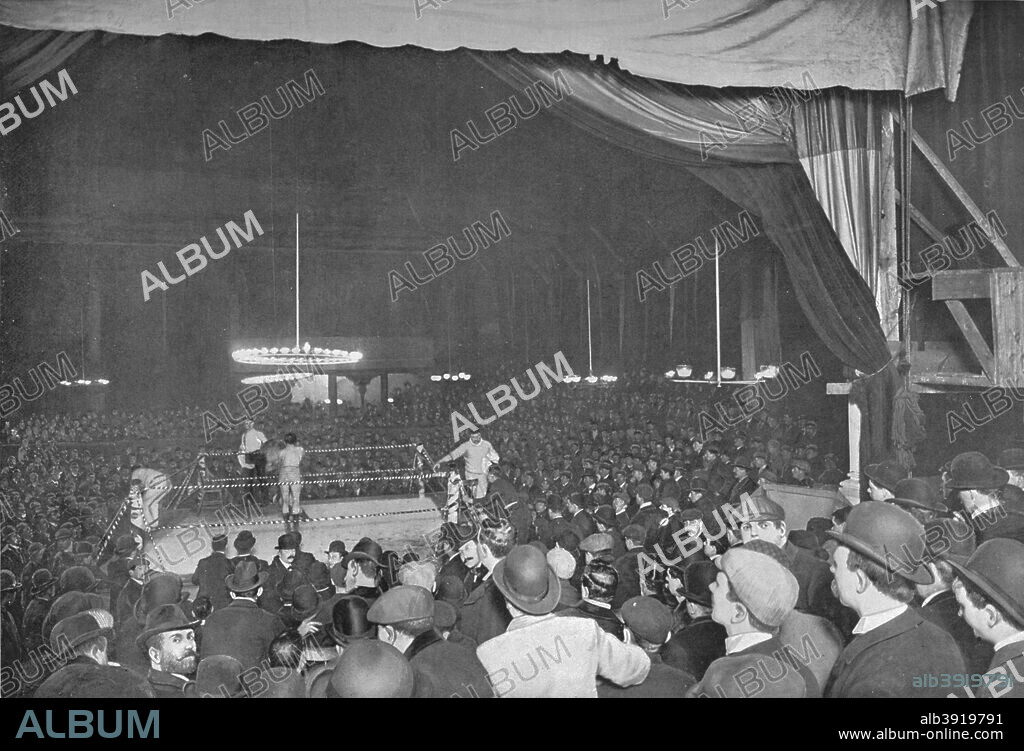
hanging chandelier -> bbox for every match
[61,298,111,387]
[239,370,317,385]
[233,214,363,371]
[568,279,617,386]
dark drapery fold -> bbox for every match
[693,162,891,374]
[478,52,891,375]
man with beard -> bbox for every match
[138,604,198,698]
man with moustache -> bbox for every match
[138,604,199,698]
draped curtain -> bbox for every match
[476,53,892,378]
[793,91,883,291]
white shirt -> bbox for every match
[852,604,908,635]
[993,631,1024,652]
[724,631,773,655]
[444,439,499,476]
[240,428,267,453]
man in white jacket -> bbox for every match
[434,429,499,500]
[476,544,650,697]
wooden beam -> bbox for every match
[931,270,993,300]
[913,372,994,388]
[991,271,1024,387]
[943,299,994,377]
[895,115,1019,267]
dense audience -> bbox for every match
[1,374,1022,699]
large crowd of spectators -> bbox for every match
[2,371,1022,699]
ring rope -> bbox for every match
[152,505,438,531]
[201,442,420,457]
[167,471,446,491]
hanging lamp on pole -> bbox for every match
[233,213,363,370]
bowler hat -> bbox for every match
[113,534,138,556]
[947,452,1010,490]
[890,478,947,514]
[288,584,321,621]
[136,603,198,650]
[343,537,383,568]
[326,641,414,698]
[224,559,269,592]
[863,459,908,492]
[998,448,1024,471]
[948,538,1024,627]
[492,544,561,615]
[196,655,244,698]
[923,518,976,565]
[327,595,376,645]
[275,532,300,550]
[620,596,673,645]
[367,585,434,625]
[133,573,183,624]
[325,540,347,556]
[233,530,256,553]
[433,600,458,630]
[679,560,717,607]
[211,533,228,551]
[50,608,114,653]
[435,575,467,607]
[307,561,333,592]
[592,505,616,526]
[827,502,933,585]
[29,568,56,597]
[59,566,97,595]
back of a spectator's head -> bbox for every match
[268,630,304,669]
[478,520,516,559]
[397,560,437,592]
[582,560,618,604]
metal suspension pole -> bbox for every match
[295,213,300,348]
[715,234,722,388]
[587,278,594,375]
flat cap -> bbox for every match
[579,532,615,554]
[620,596,674,645]
[718,547,798,629]
[366,585,435,625]
[735,491,785,523]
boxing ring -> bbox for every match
[97,441,450,577]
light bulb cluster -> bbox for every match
[240,372,315,385]
[59,379,110,387]
[430,372,471,382]
[564,373,617,385]
[664,363,778,382]
[232,343,363,366]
